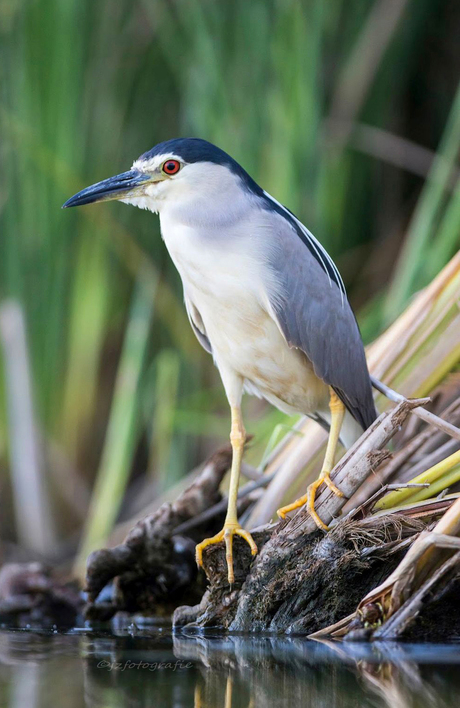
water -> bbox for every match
[1,624,460,707]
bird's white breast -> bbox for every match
[159,204,329,416]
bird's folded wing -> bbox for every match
[184,293,213,354]
[265,210,376,430]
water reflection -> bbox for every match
[1,627,460,707]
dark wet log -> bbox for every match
[84,446,248,621]
[174,515,425,632]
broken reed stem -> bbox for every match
[342,422,435,512]
[372,376,460,441]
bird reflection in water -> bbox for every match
[0,628,457,708]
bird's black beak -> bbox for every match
[62,170,151,208]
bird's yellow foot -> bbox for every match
[277,471,344,531]
[277,493,308,520]
[195,522,258,584]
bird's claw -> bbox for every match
[277,471,344,531]
[196,523,258,584]
[320,471,344,497]
[277,493,308,520]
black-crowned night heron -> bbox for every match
[64,138,377,583]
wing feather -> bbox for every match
[184,293,213,354]
[264,205,376,430]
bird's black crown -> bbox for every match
[140,138,262,195]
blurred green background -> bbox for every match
[0,0,459,560]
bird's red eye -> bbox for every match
[162,159,181,175]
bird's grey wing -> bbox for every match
[264,208,376,430]
[184,293,213,354]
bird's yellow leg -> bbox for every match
[195,406,257,583]
[277,388,345,530]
